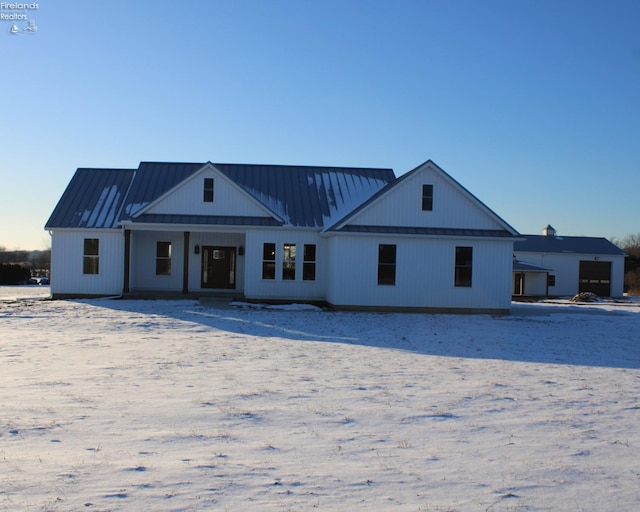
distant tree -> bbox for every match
[612,233,640,294]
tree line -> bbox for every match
[0,247,50,285]
[611,233,640,295]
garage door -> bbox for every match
[579,261,611,296]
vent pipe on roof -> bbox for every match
[543,224,556,237]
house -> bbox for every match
[513,225,626,298]
[45,160,521,313]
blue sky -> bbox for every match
[2,0,639,250]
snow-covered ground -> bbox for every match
[1,287,639,511]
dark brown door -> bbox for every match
[513,273,525,295]
[578,261,611,296]
[201,246,236,289]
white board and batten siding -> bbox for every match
[144,166,272,218]
[326,235,513,312]
[50,230,124,297]
[350,162,504,231]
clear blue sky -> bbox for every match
[2,0,639,250]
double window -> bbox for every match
[377,244,396,285]
[455,246,473,287]
[83,238,99,275]
[156,242,172,276]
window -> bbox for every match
[455,246,473,287]
[83,238,99,275]
[303,244,316,281]
[156,241,172,276]
[547,274,556,287]
[283,243,296,280]
[377,244,396,285]
[422,184,433,211]
[262,243,275,279]
[203,178,214,202]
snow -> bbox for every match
[1,287,639,511]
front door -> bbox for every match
[201,246,236,289]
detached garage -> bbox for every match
[513,225,626,298]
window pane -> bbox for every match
[156,259,171,276]
[83,256,99,275]
[455,247,473,266]
[156,241,171,258]
[84,238,99,256]
[377,265,395,285]
[262,262,275,280]
[303,244,316,262]
[263,243,275,261]
[378,244,396,264]
[455,267,472,287]
[303,262,316,281]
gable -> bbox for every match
[140,164,278,220]
[329,160,518,236]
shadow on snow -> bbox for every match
[75,298,640,370]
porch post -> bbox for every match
[123,229,131,294]
[183,231,190,294]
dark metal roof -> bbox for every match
[48,162,395,230]
[132,214,283,226]
[213,163,395,228]
[514,235,626,256]
[336,225,516,237]
[120,162,205,219]
[45,168,136,229]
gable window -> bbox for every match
[283,243,296,280]
[377,244,396,285]
[203,178,214,202]
[455,246,473,287]
[83,238,99,275]
[303,244,316,281]
[156,241,172,276]
[262,243,275,279]
[422,184,433,211]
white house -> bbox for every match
[513,225,626,298]
[45,160,521,313]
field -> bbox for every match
[1,287,639,511]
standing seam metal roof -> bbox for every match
[46,162,396,230]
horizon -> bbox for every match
[2,0,639,250]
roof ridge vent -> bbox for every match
[543,224,557,237]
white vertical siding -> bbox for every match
[146,169,270,217]
[50,230,124,296]
[348,163,508,231]
[243,229,327,301]
[130,231,185,291]
[326,235,513,311]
